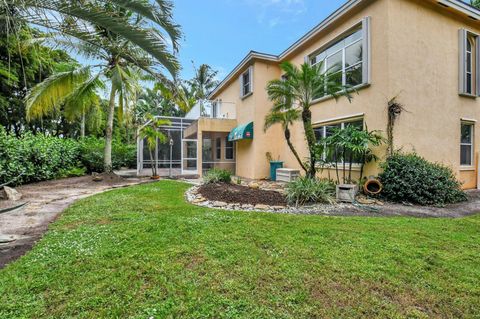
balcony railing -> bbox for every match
[200,100,235,119]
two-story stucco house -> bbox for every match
[175,0,480,189]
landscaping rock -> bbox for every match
[248,182,260,189]
[241,204,254,209]
[272,205,285,210]
[212,201,228,208]
[0,186,22,201]
[254,204,270,210]
[356,196,375,205]
[192,197,206,204]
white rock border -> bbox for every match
[184,185,346,215]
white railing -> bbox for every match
[200,100,236,119]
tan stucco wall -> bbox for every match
[210,0,480,188]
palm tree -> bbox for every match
[189,64,219,100]
[264,100,307,174]
[24,1,181,173]
[139,114,171,177]
[266,61,354,178]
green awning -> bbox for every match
[228,122,253,142]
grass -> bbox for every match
[0,180,479,318]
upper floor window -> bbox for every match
[308,17,370,99]
[459,29,479,96]
[240,66,253,98]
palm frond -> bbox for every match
[63,72,104,120]
[25,66,91,120]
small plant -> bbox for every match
[379,153,467,206]
[56,167,87,178]
[203,168,232,184]
[285,176,335,206]
[235,177,242,185]
[138,114,171,177]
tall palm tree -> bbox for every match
[24,1,181,173]
[189,64,218,100]
[266,61,354,178]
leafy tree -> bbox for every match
[0,24,76,136]
[25,1,181,173]
[266,61,353,178]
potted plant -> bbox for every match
[325,125,383,202]
[138,114,171,179]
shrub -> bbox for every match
[379,153,467,206]
[0,128,81,185]
[203,168,232,184]
[285,176,335,206]
[78,137,136,173]
[56,167,87,179]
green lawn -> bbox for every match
[1,181,479,318]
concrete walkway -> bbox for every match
[0,175,148,268]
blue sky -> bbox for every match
[174,0,347,81]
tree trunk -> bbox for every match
[301,107,317,178]
[80,112,86,138]
[104,83,116,173]
[149,149,155,176]
[342,147,346,184]
[285,128,307,174]
[348,152,353,183]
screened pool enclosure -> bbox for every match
[136,117,197,176]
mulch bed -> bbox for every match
[198,183,287,206]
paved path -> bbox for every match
[0,176,148,268]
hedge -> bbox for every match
[0,128,136,186]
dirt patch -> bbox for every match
[198,183,286,206]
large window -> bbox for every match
[461,122,474,166]
[240,66,253,98]
[225,137,234,160]
[309,18,370,99]
[459,29,480,96]
[314,119,364,164]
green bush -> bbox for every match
[379,153,467,206]
[285,176,335,206]
[0,128,136,186]
[203,168,232,184]
[0,128,81,185]
[78,137,136,173]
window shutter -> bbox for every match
[476,35,480,96]
[362,17,371,84]
[459,29,468,94]
[249,66,253,94]
[239,73,244,97]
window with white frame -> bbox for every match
[240,67,253,98]
[460,122,474,166]
[215,137,221,160]
[459,29,480,96]
[225,137,234,160]
[309,18,370,100]
[314,119,364,164]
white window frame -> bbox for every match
[460,121,474,167]
[240,66,253,98]
[314,118,364,166]
[459,29,480,97]
[225,137,234,160]
[307,17,371,102]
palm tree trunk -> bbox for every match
[149,149,155,176]
[348,152,353,183]
[104,83,116,173]
[285,128,307,174]
[80,112,86,138]
[301,108,317,178]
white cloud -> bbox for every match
[241,0,306,28]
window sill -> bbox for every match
[460,166,475,171]
[459,93,477,99]
[240,92,253,100]
[311,82,371,106]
